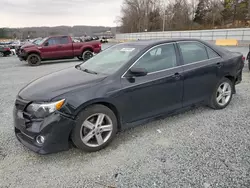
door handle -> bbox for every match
[216,62,223,68]
[172,73,181,80]
[57,45,63,48]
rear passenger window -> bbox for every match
[206,47,220,59]
[60,37,69,44]
[179,42,208,65]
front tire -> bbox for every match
[27,54,41,66]
[209,78,233,109]
[71,105,118,152]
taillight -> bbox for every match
[4,48,10,51]
[98,43,101,48]
[242,56,246,62]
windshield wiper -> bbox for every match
[75,65,98,75]
[75,64,82,70]
[83,69,98,75]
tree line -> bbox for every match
[118,0,250,33]
[0,26,116,39]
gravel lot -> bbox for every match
[0,45,250,188]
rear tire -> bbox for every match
[27,54,41,66]
[209,78,233,109]
[71,105,118,152]
[81,50,93,62]
[0,52,4,57]
[77,56,83,60]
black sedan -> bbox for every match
[0,46,11,57]
[14,39,244,154]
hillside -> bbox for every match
[0,26,118,39]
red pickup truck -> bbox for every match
[18,35,102,66]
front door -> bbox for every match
[40,37,60,59]
[120,43,184,123]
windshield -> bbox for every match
[33,39,42,45]
[36,37,48,45]
[80,43,144,75]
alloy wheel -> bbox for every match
[80,113,113,148]
[82,51,93,61]
[0,52,4,57]
[29,56,39,64]
[216,82,232,106]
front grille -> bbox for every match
[15,97,33,128]
[15,46,21,55]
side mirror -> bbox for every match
[129,67,148,77]
[44,42,49,46]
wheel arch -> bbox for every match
[74,100,122,131]
[81,47,94,54]
[209,76,235,109]
[223,75,236,93]
[68,100,122,144]
[224,75,235,83]
[27,51,41,57]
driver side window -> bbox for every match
[46,37,60,46]
[133,43,177,73]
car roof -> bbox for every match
[123,38,229,56]
[125,38,206,46]
[48,35,69,38]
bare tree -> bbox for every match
[163,0,192,30]
[248,0,250,19]
[120,0,162,33]
[118,0,249,33]
[206,0,223,28]
[232,0,238,25]
[189,0,199,29]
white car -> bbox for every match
[8,40,21,49]
[10,49,16,55]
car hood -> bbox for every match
[21,43,36,49]
[18,67,107,101]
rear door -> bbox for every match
[56,36,74,58]
[177,41,222,107]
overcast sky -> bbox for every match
[0,0,123,28]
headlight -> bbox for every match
[26,99,65,118]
